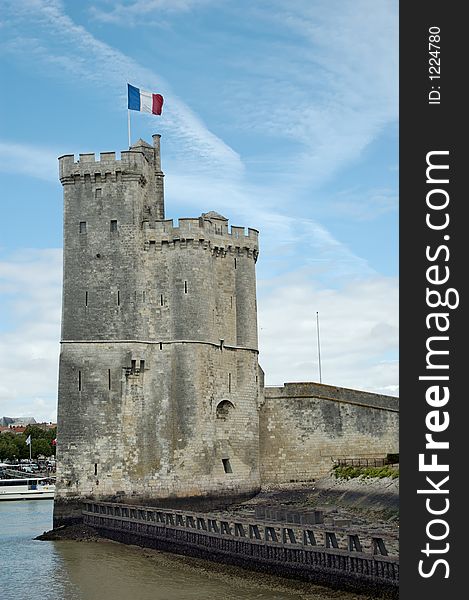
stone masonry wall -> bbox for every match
[259,383,399,483]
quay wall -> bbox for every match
[83,501,398,597]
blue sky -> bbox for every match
[0,0,398,421]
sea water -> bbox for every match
[0,500,367,600]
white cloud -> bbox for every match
[258,272,398,395]
[218,0,398,188]
[89,0,213,25]
[323,187,398,221]
[2,0,242,177]
[0,141,58,182]
[0,249,62,422]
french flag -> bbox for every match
[128,84,164,115]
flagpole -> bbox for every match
[128,109,131,148]
[316,311,322,383]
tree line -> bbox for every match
[0,425,56,461]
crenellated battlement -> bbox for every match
[142,216,259,253]
[59,150,153,183]
[59,136,163,185]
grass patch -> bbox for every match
[333,465,399,480]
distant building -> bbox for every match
[0,416,37,427]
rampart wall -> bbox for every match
[260,383,399,483]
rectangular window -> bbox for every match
[184,281,188,294]
[95,188,102,199]
[131,359,136,374]
[79,221,87,234]
[159,342,163,350]
[94,463,98,476]
[140,360,145,372]
[222,458,233,474]
[110,219,118,232]
[78,370,82,391]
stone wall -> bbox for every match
[259,383,399,483]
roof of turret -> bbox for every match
[202,211,228,221]
[131,138,153,149]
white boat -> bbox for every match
[0,477,55,500]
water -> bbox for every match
[0,501,367,600]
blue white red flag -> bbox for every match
[128,84,163,115]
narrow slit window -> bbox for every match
[222,458,233,474]
[78,370,82,391]
[160,294,164,306]
[159,342,163,350]
[110,219,118,232]
[79,221,87,234]
[234,258,237,269]
[108,369,111,390]
[117,291,120,306]
[184,281,188,294]
[131,360,136,373]
[94,463,98,476]
[85,291,88,307]
[228,373,231,393]
[140,360,145,372]
[230,296,233,309]
[142,291,146,302]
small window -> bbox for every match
[184,281,188,294]
[95,188,102,199]
[78,370,82,391]
[117,291,120,306]
[85,291,88,307]
[108,369,111,390]
[131,359,136,373]
[79,221,87,234]
[160,294,164,306]
[222,458,233,474]
[140,360,145,372]
[110,220,118,232]
[94,463,98,476]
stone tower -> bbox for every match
[54,136,261,526]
